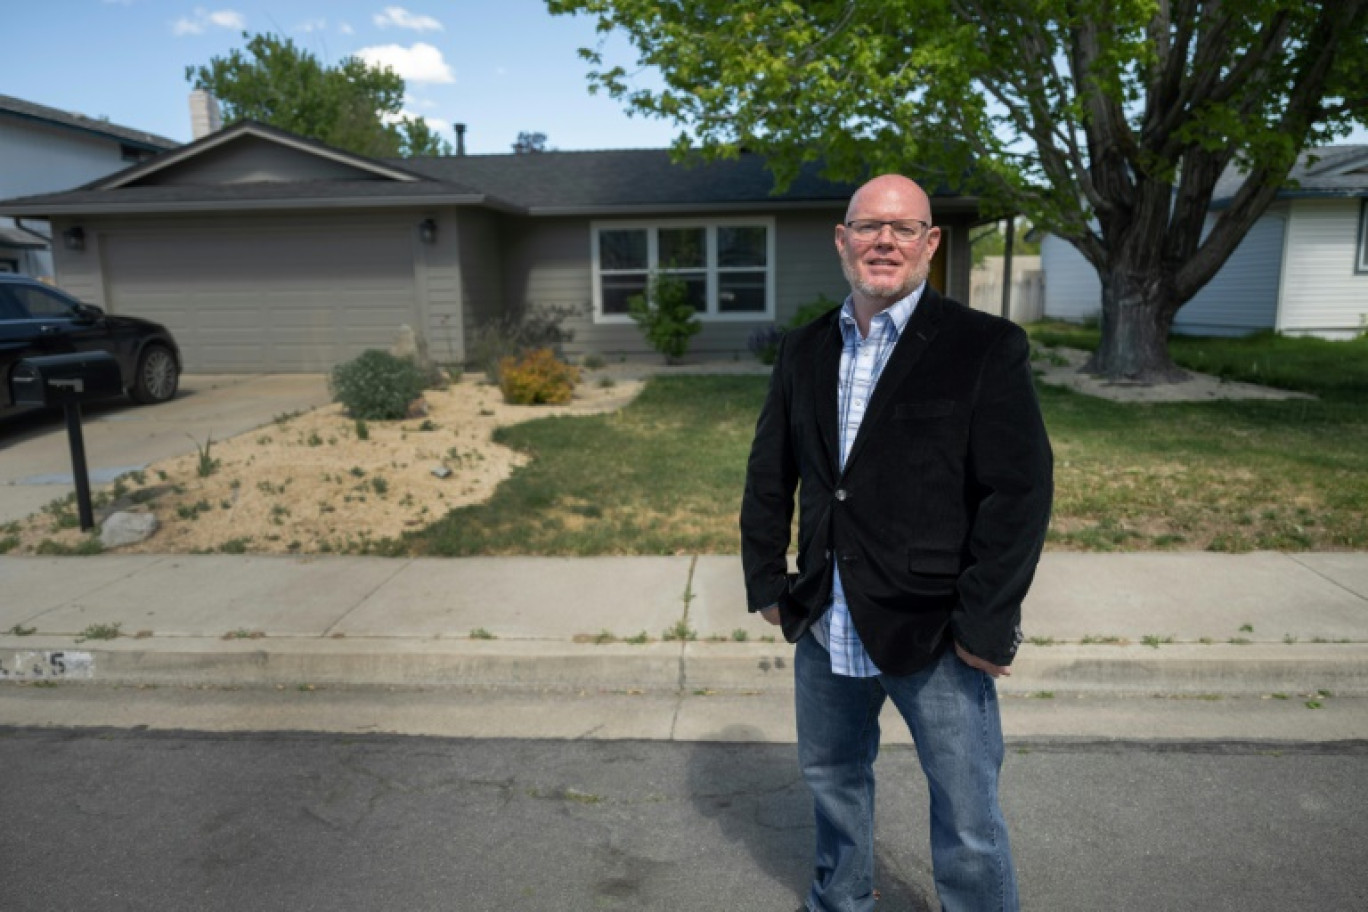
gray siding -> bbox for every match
[132,136,389,186]
[417,209,464,364]
[454,207,506,355]
[776,209,847,321]
[1174,209,1284,336]
[1044,211,1286,336]
[1041,233,1101,322]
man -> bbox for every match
[740,174,1053,912]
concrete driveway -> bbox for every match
[0,374,330,525]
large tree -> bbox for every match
[186,32,452,159]
[547,0,1367,380]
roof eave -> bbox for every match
[0,194,493,217]
[93,121,429,191]
[526,197,978,217]
[0,108,177,153]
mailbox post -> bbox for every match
[10,352,124,531]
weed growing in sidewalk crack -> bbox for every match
[77,622,122,642]
[662,619,696,642]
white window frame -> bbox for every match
[590,217,776,324]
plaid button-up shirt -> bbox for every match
[811,285,925,676]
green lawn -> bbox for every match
[393,329,1368,556]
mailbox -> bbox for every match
[10,351,123,408]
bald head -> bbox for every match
[845,174,933,225]
[835,173,941,319]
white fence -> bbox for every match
[969,255,1044,324]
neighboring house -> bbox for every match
[0,120,983,372]
[1041,145,1368,339]
[0,94,178,277]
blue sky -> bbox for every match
[6,2,1365,157]
[4,0,678,154]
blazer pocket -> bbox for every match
[905,548,961,597]
[894,399,956,420]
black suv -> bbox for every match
[0,274,181,415]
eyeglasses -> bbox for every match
[844,219,933,244]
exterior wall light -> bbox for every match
[63,226,86,252]
[418,218,438,244]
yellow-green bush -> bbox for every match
[498,348,580,404]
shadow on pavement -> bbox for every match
[685,725,935,911]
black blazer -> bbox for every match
[740,288,1053,675]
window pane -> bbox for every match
[602,274,648,315]
[718,225,767,267]
[599,229,647,270]
[13,286,76,318]
[718,271,768,312]
[678,272,708,312]
[659,227,706,269]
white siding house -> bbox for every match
[1042,146,1368,339]
[0,94,177,278]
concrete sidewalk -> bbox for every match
[3,551,1367,699]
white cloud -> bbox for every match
[356,42,455,84]
[384,109,451,135]
[295,18,328,33]
[209,9,244,28]
[172,7,244,36]
[403,94,439,110]
[373,6,444,32]
[339,22,355,35]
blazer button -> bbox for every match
[835,488,848,502]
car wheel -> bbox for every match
[131,344,179,404]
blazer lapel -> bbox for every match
[840,289,944,477]
[812,313,843,478]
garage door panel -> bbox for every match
[103,225,420,373]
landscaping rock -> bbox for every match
[100,511,159,548]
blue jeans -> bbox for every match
[795,633,1018,912]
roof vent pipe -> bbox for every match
[454,123,466,156]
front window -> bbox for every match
[592,219,775,321]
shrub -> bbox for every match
[498,348,580,404]
[628,272,702,364]
[788,293,841,329]
[468,304,579,384]
[330,350,427,420]
[747,324,785,365]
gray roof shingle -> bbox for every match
[389,149,862,212]
[1212,145,1368,204]
[0,94,179,152]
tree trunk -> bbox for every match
[1082,266,1189,383]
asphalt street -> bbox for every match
[2,725,1365,912]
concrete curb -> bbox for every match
[5,637,1366,696]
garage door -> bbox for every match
[103,223,420,372]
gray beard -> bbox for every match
[841,257,929,305]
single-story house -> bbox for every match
[0,120,983,372]
[0,93,178,277]
[1041,145,1368,339]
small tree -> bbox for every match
[186,32,452,158]
[512,131,551,153]
[628,272,701,364]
